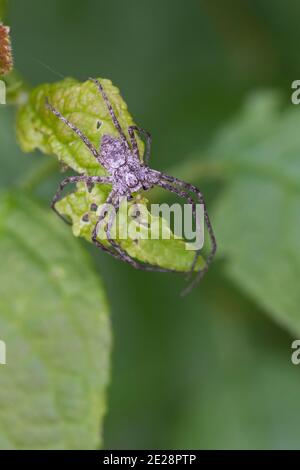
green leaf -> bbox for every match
[17,77,144,175]
[17,78,206,272]
[171,274,300,449]
[210,92,300,334]
[0,191,111,449]
[56,183,205,272]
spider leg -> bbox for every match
[52,175,112,224]
[128,126,140,160]
[158,173,217,295]
[160,172,217,264]
[91,191,128,263]
[92,192,188,274]
[45,99,103,165]
[156,180,206,293]
[89,78,128,146]
[91,191,152,266]
[128,125,152,165]
[102,196,183,273]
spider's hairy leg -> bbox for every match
[128,125,152,165]
[91,191,153,265]
[158,173,217,295]
[156,179,206,294]
[104,196,181,273]
[52,175,112,224]
[128,126,140,160]
[91,190,127,262]
[45,99,103,164]
[89,78,128,145]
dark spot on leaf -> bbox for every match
[86,182,94,193]
[132,209,141,219]
[90,203,98,212]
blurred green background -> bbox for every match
[1,0,300,449]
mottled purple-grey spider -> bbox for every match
[46,78,216,294]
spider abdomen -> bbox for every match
[113,163,143,195]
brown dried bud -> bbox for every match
[0,24,13,76]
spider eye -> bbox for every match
[96,120,102,130]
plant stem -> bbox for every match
[4,70,29,104]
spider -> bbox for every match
[46,78,217,294]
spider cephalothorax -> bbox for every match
[100,134,160,195]
[46,78,216,294]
